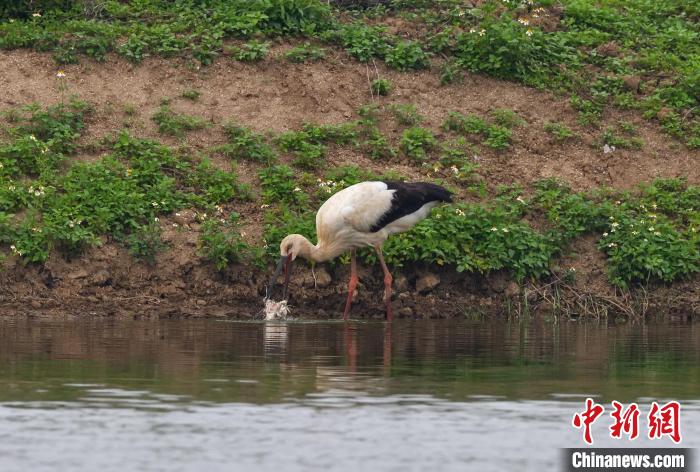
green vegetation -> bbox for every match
[442,110,521,150]
[0,99,697,292]
[0,102,250,264]
[544,121,577,143]
[228,40,269,62]
[152,106,208,137]
[284,43,326,63]
[371,78,391,96]
[217,122,276,164]
[598,125,644,150]
[391,103,422,126]
[384,40,430,71]
[401,127,437,161]
[125,220,167,265]
[181,89,201,101]
[1,1,699,307]
[198,212,254,270]
[2,0,698,146]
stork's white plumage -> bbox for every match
[270,181,452,320]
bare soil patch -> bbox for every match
[1,48,698,320]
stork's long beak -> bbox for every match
[266,254,293,300]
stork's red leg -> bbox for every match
[342,250,358,321]
[375,245,393,321]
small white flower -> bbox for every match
[502,228,509,233]
[603,232,609,237]
[518,18,530,26]
[478,29,486,36]
[469,28,477,34]
[260,204,270,209]
[525,29,533,37]
[68,221,75,228]
[32,12,41,17]
[154,217,159,222]
[651,203,657,209]
[654,231,661,236]
[151,202,159,207]
[293,187,302,192]
[56,70,66,78]
[608,243,617,248]
[450,165,459,175]
[455,209,465,216]
[648,227,654,231]
[611,222,619,228]
[29,135,37,141]
[569,267,576,272]
[632,231,639,235]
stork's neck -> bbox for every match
[297,236,337,263]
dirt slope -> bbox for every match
[1,48,698,320]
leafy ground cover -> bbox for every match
[3,99,695,291]
[0,0,698,317]
[1,0,698,147]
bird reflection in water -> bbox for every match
[263,322,288,357]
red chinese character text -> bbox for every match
[609,401,640,440]
[648,401,681,443]
[572,398,605,445]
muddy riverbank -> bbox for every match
[2,239,697,320]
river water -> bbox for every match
[0,318,697,471]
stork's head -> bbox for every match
[280,234,311,261]
[266,234,311,301]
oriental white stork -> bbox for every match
[267,181,452,321]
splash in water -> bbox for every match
[264,298,291,320]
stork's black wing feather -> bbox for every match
[369,182,452,233]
